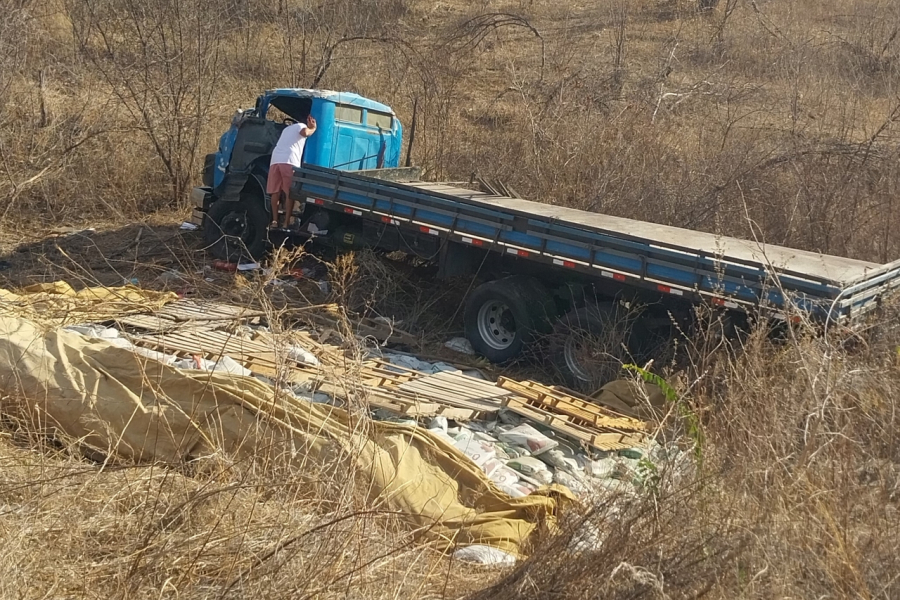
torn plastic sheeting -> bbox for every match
[452,544,516,567]
[288,345,320,366]
[444,337,475,355]
[0,312,573,557]
[173,354,254,378]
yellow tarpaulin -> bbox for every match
[0,281,178,325]
[0,285,570,556]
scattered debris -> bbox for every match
[497,423,558,456]
[212,260,237,272]
[179,221,199,231]
[306,223,327,236]
[157,270,184,284]
[236,262,261,271]
[445,337,475,355]
[23,289,673,506]
[49,227,96,237]
[452,544,517,567]
[1,295,573,559]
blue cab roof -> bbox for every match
[262,89,395,115]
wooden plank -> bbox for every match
[502,397,645,452]
[301,312,418,346]
[364,390,484,421]
[115,313,182,332]
[399,379,503,404]
[193,329,273,350]
[392,385,501,412]
[498,378,646,432]
[428,371,510,397]
[155,301,264,322]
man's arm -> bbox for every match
[300,116,317,138]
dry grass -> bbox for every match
[2,0,900,598]
[0,426,490,599]
[470,319,900,599]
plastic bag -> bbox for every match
[490,465,521,487]
[497,423,558,456]
[288,345,320,366]
[452,545,516,567]
[453,437,503,478]
[444,337,475,355]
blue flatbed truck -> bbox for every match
[192,89,900,386]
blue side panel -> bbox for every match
[214,126,239,189]
[302,100,335,167]
[456,220,497,237]
[388,121,403,168]
[646,262,697,285]
[373,199,414,216]
[701,276,757,300]
[415,209,454,226]
[500,231,544,248]
[594,250,643,272]
[368,137,382,169]
[545,240,592,260]
[331,125,373,170]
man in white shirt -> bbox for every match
[267,115,317,229]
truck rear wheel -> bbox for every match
[204,195,268,261]
[551,303,646,391]
[464,276,556,363]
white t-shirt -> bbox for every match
[270,123,309,167]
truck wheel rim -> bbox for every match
[222,212,249,240]
[563,333,620,385]
[477,301,516,350]
[563,336,594,383]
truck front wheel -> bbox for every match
[204,195,268,261]
[464,277,556,363]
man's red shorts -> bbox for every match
[266,163,294,195]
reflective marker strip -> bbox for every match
[419,226,439,235]
[657,285,684,296]
[711,297,739,309]
[461,236,484,246]
[553,259,576,268]
[306,198,325,205]
[600,270,627,282]
[506,248,529,257]
[381,216,400,225]
[343,207,363,216]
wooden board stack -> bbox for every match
[119,300,650,450]
[497,378,648,452]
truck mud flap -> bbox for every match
[190,186,213,226]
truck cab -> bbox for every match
[193,89,404,259]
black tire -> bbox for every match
[204,194,268,261]
[464,276,556,363]
[551,302,647,391]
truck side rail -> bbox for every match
[291,165,897,322]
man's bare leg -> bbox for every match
[269,191,281,227]
[283,194,296,228]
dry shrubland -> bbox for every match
[2,0,900,598]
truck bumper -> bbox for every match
[190,186,214,226]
